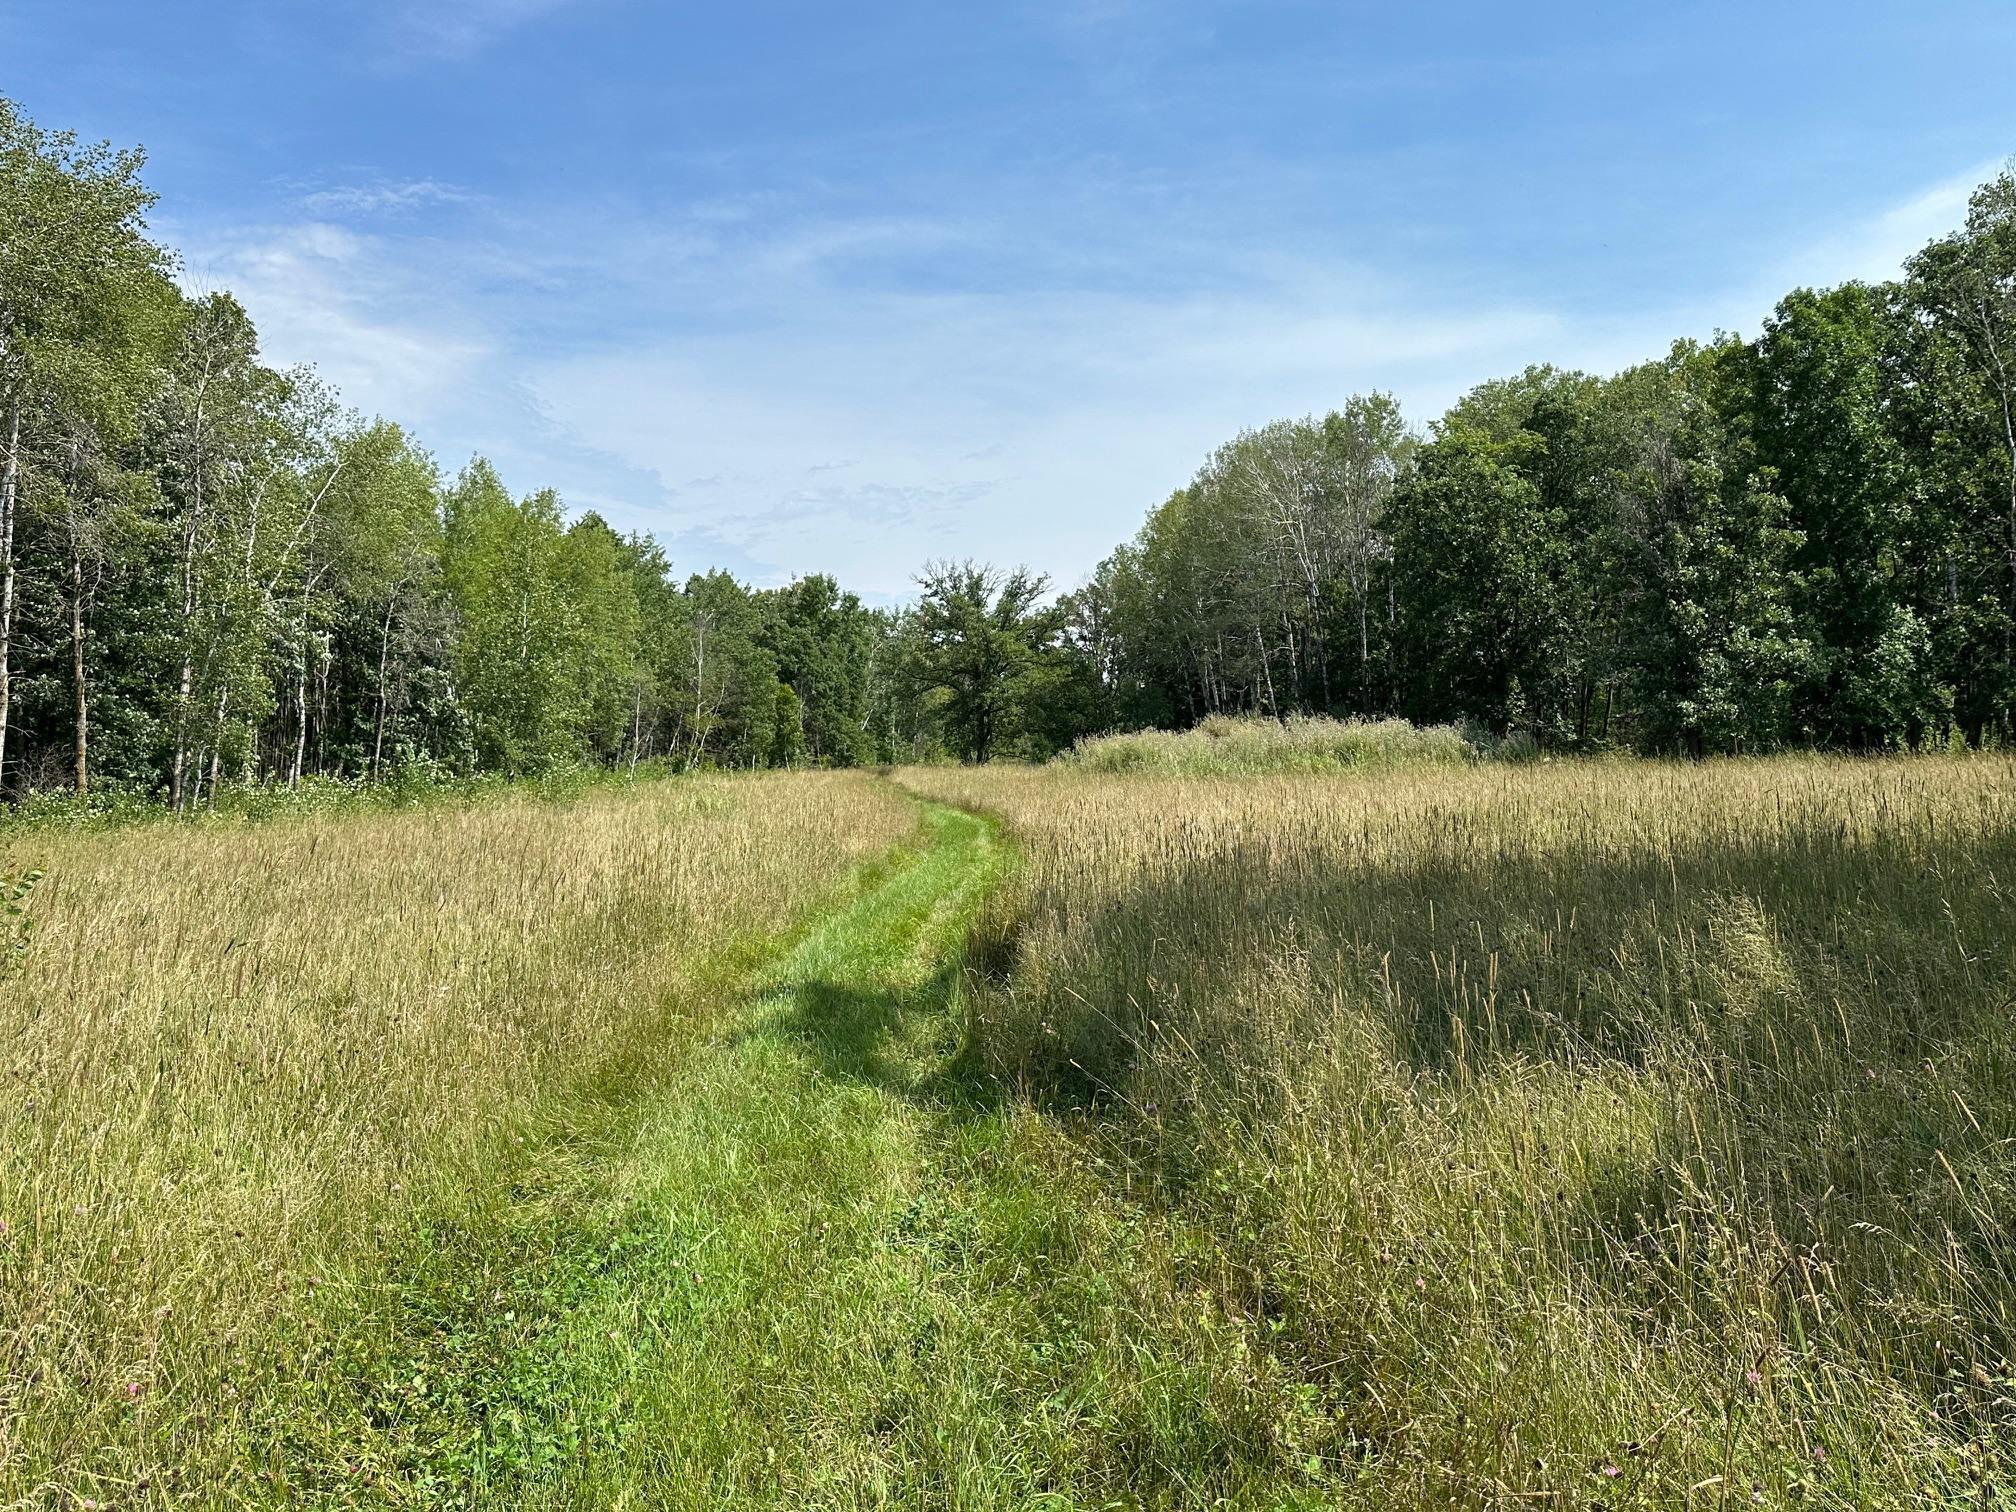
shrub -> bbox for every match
[1061,713,1477,775]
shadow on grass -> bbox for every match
[775,963,1012,1115]
[974,808,2016,1395]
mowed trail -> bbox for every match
[306,796,1331,1510]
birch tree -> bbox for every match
[0,100,171,792]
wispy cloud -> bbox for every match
[1547,159,2010,383]
[170,218,491,430]
[727,480,997,538]
[1789,160,2004,290]
[175,156,1997,598]
[383,0,579,61]
[510,266,1566,593]
[298,179,478,217]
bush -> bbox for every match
[1060,713,1478,775]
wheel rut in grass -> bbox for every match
[306,792,1342,1509]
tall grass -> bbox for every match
[900,755,2016,1506]
[0,772,915,1497]
[0,760,674,835]
[1062,713,1476,775]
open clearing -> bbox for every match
[4,756,2015,1508]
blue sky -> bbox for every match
[8,2,2015,599]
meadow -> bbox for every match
[3,750,2013,1508]
[0,773,917,1500]
[901,753,2016,1506]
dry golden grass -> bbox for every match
[0,772,915,1495]
[900,755,2016,1506]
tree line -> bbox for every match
[6,93,2016,804]
[0,98,1084,799]
[1071,172,2016,755]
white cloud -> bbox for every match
[170,156,1998,599]
[1789,161,2002,290]
[514,271,1566,594]
[172,219,491,427]
[299,179,477,217]
[1523,160,2003,388]
[384,0,578,61]
[508,161,1999,594]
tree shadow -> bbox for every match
[1002,815,2013,1081]
[762,959,1012,1115]
[976,806,2016,1383]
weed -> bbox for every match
[0,864,43,976]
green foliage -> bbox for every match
[443,468,623,773]
[0,97,173,421]
[768,679,806,767]
[1748,285,1941,744]
[758,573,880,765]
[663,568,780,768]
[0,864,42,975]
[901,560,1072,762]
[1903,169,2016,742]
[1061,169,2016,754]
[1597,343,1816,753]
[1071,401,1415,730]
[1388,422,1575,735]
[0,97,911,800]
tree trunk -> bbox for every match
[289,626,309,787]
[2001,391,2016,690]
[687,626,708,771]
[371,596,396,780]
[1255,625,1277,716]
[315,639,330,777]
[1280,606,1302,712]
[0,403,19,797]
[170,509,199,810]
[70,531,88,793]
[1302,566,1330,712]
[169,658,193,807]
[206,686,228,806]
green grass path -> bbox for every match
[290,797,1340,1509]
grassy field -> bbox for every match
[5,755,2013,1507]
[287,803,1347,1508]
[898,755,2016,1506]
[0,773,915,1500]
